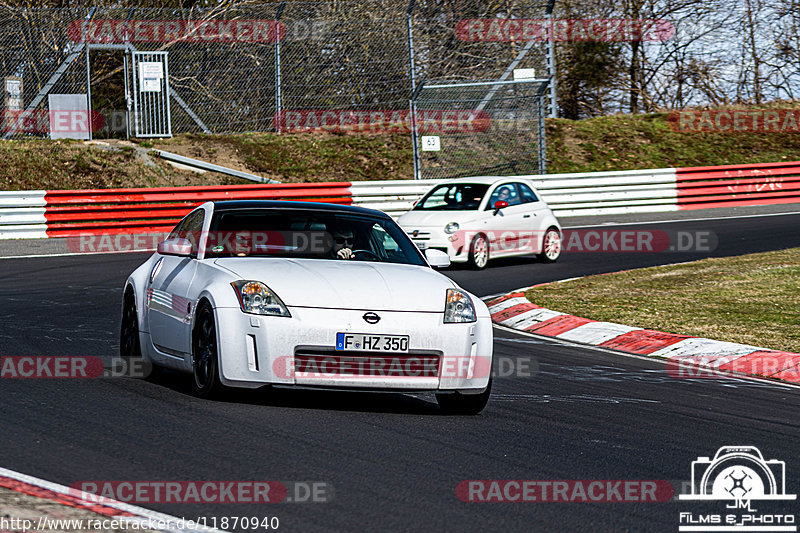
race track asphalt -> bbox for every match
[1,211,798,532]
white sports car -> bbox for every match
[121,201,493,414]
[397,176,562,269]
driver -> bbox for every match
[331,227,356,259]
[497,186,511,203]
[489,185,515,208]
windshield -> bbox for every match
[415,183,489,211]
[203,208,428,266]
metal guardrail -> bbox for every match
[2,162,799,240]
[676,161,800,210]
[349,168,679,217]
[0,183,351,239]
[529,168,678,216]
[0,191,48,239]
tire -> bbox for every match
[468,234,490,270]
[540,227,561,263]
[436,378,492,415]
[191,301,225,398]
[120,288,161,380]
[120,289,142,360]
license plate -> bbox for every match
[336,333,409,352]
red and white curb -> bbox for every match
[0,467,225,533]
[486,291,800,384]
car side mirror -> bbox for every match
[493,200,509,215]
[425,248,451,268]
[157,237,193,257]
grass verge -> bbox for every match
[547,110,800,174]
[524,248,800,353]
[0,140,249,190]
[5,103,800,189]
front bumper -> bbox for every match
[213,306,493,391]
[406,227,469,263]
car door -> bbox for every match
[147,209,204,356]
[483,183,528,257]
[516,181,549,254]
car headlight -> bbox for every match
[231,281,291,317]
[444,289,476,323]
[444,222,460,234]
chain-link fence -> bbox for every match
[0,1,555,178]
[413,78,549,180]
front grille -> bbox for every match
[294,349,441,377]
[407,230,431,241]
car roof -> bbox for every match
[211,200,391,219]
[431,176,533,185]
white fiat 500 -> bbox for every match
[121,201,493,414]
[397,177,562,269]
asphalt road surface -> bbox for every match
[1,212,799,532]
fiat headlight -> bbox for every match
[231,281,291,317]
[444,289,476,323]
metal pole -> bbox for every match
[123,49,130,140]
[275,2,285,133]
[163,52,173,137]
[85,46,92,141]
[545,13,557,118]
[407,0,420,179]
[537,95,546,174]
[131,51,140,137]
[123,10,133,139]
[410,99,420,181]
[407,0,417,95]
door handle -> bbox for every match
[523,214,531,218]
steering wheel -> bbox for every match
[352,249,381,261]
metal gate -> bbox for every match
[130,51,172,138]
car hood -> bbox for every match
[397,210,480,228]
[213,257,456,312]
